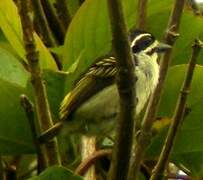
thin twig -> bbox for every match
[75,149,112,176]
[38,122,63,144]
[20,95,47,172]
[0,156,4,180]
[30,0,62,70]
[41,0,65,44]
[54,0,71,30]
[150,39,203,180]
[107,0,137,180]
[30,0,56,46]
[128,0,185,179]
[137,0,148,30]
[17,0,61,166]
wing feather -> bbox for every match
[59,56,117,121]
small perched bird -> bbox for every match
[59,30,171,135]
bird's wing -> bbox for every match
[59,56,117,121]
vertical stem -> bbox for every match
[30,0,56,46]
[107,0,137,180]
[81,136,97,180]
[18,0,61,166]
[150,39,202,180]
[0,157,4,180]
[137,0,148,30]
[55,0,72,30]
[79,0,85,5]
[20,95,47,172]
[41,0,66,44]
[128,0,185,179]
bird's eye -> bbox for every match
[132,36,154,53]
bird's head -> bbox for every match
[129,30,171,59]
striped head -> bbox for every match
[129,30,171,57]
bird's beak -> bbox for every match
[155,43,172,53]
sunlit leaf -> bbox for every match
[0,0,25,59]
[34,33,57,70]
[0,0,57,70]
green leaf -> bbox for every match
[0,0,57,70]
[147,65,203,176]
[28,166,83,180]
[0,79,34,154]
[67,0,80,16]
[0,0,25,59]
[0,48,29,87]
[34,33,58,70]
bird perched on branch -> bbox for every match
[59,30,171,135]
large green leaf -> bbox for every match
[67,0,80,16]
[28,166,83,180]
[146,65,203,176]
[0,48,29,87]
[0,0,57,70]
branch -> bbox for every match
[150,39,203,180]
[54,0,71,30]
[0,156,4,180]
[17,0,61,166]
[75,149,112,176]
[30,0,56,46]
[137,0,148,30]
[41,0,66,44]
[128,0,185,179]
[38,122,63,144]
[20,95,47,172]
[107,0,137,180]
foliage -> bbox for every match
[0,0,203,179]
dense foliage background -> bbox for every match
[0,0,203,179]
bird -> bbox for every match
[59,30,171,136]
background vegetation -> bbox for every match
[0,0,203,179]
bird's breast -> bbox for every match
[135,53,159,114]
